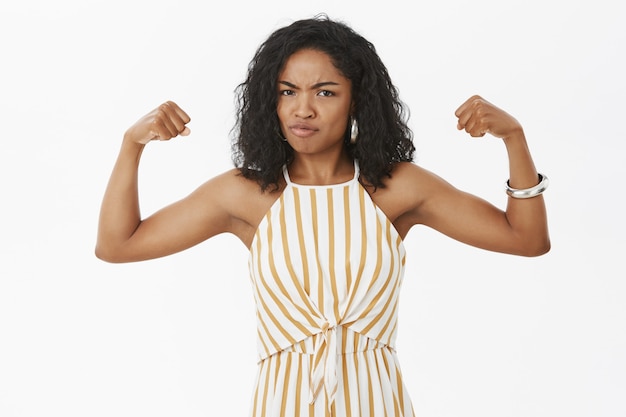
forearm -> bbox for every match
[502,130,550,255]
[95,139,146,260]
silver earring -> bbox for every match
[350,118,359,144]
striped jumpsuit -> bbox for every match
[248,161,415,417]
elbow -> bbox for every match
[94,243,126,263]
[94,245,114,263]
[519,237,551,257]
[95,238,148,263]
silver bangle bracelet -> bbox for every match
[505,173,549,199]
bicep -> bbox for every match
[115,179,233,262]
[414,174,524,255]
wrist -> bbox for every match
[121,134,146,150]
[119,136,146,164]
[501,127,525,145]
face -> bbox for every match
[277,49,353,156]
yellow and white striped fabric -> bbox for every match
[248,161,415,417]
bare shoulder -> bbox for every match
[369,162,443,206]
[194,168,283,246]
[387,161,435,184]
[368,161,452,238]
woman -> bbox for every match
[96,15,549,417]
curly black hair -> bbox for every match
[231,14,414,191]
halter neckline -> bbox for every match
[283,160,359,188]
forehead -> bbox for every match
[279,49,347,82]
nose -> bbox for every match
[294,94,315,119]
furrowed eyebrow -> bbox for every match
[278,81,341,89]
[312,81,340,89]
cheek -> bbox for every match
[333,104,351,129]
[276,102,286,122]
[276,97,292,116]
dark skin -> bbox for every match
[96,49,549,263]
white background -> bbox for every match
[1,0,624,416]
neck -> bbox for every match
[288,151,354,185]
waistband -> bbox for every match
[260,325,390,409]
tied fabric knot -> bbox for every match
[309,322,338,408]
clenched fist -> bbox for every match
[455,95,522,140]
[124,101,191,145]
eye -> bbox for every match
[317,90,334,97]
[279,89,295,96]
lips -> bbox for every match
[288,123,319,138]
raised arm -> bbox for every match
[95,102,235,263]
[452,95,550,255]
[391,95,550,257]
